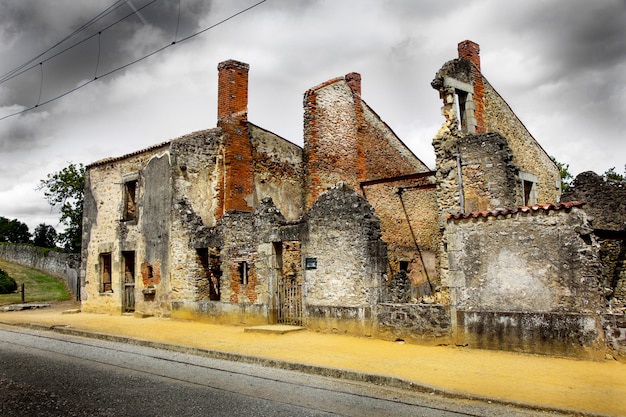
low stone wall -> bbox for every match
[375,303,451,343]
[0,243,80,299]
[171,300,269,326]
[457,310,603,359]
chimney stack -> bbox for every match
[345,72,361,96]
[458,40,481,70]
[217,60,249,121]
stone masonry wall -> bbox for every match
[82,143,170,315]
[360,100,430,178]
[303,183,386,335]
[0,243,80,298]
[304,78,361,208]
[363,181,440,295]
[481,76,561,204]
[444,205,606,356]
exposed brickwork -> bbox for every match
[457,40,485,133]
[217,60,249,121]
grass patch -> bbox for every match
[0,259,71,306]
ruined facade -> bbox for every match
[81,41,621,358]
[81,59,435,337]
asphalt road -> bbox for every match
[0,327,570,417]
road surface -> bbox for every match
[0,327,571,416]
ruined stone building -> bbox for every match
[81,41,624,358]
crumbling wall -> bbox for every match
[360,100,429,178]
[444,204,605,357]
[562,171,626,232]
[81,143,170,315]
[302,183,386,335]
[304,77,362,207]
[249,123,304,221]
[363,181,440,296]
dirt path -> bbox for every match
[2,302,624,416]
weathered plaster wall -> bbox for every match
[249,123,304,221]
[444,205,605,356]
[302,183,386,335]
[82,144,169,315]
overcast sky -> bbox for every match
[1,0,625,233]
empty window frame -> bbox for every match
[122,179,138,221]
[519,171,538,206]
[443,77,476,134]
[100,253,112,293]
[238,261,249,285]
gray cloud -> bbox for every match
[0,0,624,231]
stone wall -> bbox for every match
[302,183,386,335]
[249,123,304,221]
[562,171,626,233]
[444,204,606,357]
[363,181,440,294]
[375,303,451,343]
[81,142,171,315]
[0,243,80,298]
[481,75,560,204]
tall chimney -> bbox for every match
[457,40,481,70]
[216,59,253,216]
[217,60,249,121]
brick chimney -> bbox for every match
[345,72,361,96]
[457,40,485,133]
[216,60,253,216]
[217,60,249,121]
[457,40,480,70]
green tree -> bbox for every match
[604,165,625,182]
[550,156,573,192]
[32,223,58,248]
[0,267,18,294]
[0,217,31,243]
[38,163,85,253]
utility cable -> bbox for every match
[0,0,158,86]
[0,0,268,122]
[0,0,127,83]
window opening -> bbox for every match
[197,248,221,301]
[456,91,468,131]
[519,171,538,206]
[122,251,136,312]
[238,261,248,285]
[100,253,112,293]
[122,180,138,221]
[399,261,410,273]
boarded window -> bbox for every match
[100,253,112,293]
[122,180,138,221]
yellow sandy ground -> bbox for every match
[1,301,624,416]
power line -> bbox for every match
[0,0,158,86]
[0,0,128,84]
[0,0,268,122]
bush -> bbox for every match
[0,268,17,294]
